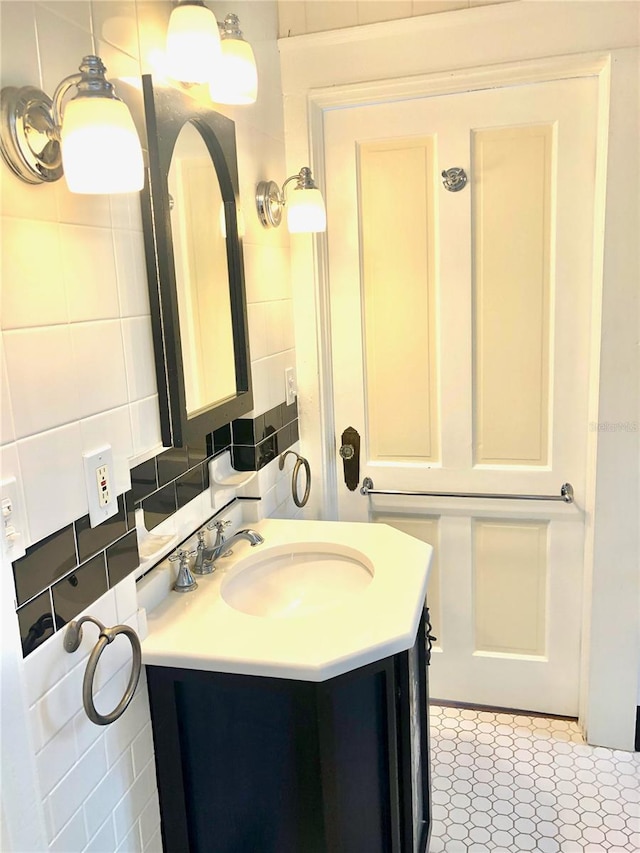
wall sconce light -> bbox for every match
[166,3,257,106]
[210,14,258,106]
[166,0,221,85]
[0,55,144,194]
[256,167,327,233]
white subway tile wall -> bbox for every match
[1,0,297,849]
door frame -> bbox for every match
[282,11,639,750]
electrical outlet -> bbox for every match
[96,465,111,507]
[285,366,297,406]
[83,445,118,528]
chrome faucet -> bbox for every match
[170,548,198,593]
[193,520,231,574]
[208,518,232,555]
[202,528,264,572]
[193,530,211,575]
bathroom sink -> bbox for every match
[142,518,432,681]
[221,542,374,618]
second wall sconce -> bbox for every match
[210,14,258,106]
[256,167,327,233]
[0,55,144,194]
[166,2,258,105]
[166,0,221,85]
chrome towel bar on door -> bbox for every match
[64,615,142,725]
[360,478,574,504]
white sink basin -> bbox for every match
[221,542,374,618]
[142,519,433,681]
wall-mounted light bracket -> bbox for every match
[0,85,62,183]
[441,167,468,192]
[0,56,143,193]
[255,167,326,232]
[255,178,283,227]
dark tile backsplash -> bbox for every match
[75,495,127,563]
[263,405,283,437]
[143,482,177,531]
[17,590,55,657]
[157,446,189,487]
[13,398,298,657]
[187,438,208,469]
[125,491,136,530]
[13,488,140,657]
[212,423,232,455]
[232,401,299,472]
[176,467,204,509]
[13,525,77,607]
[106,530,140,587]
[52,553,109,629]
[232,417,257,445]
[130,458,158,504]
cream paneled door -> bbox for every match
[325,76,599,715]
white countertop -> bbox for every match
[141,518,433,682]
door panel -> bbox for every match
[360,138,439,462]
[473,124,553,465]
[325,76,598,714]
[473,518,548,657]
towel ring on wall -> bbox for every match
[279,451,311,508]
[64,615,142,726]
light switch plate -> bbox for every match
[83,445,118,528]
[285,366,297,406]
[0,477,26,561]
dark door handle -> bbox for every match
[340,427,360,491]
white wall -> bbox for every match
[277,0,517,37]
[0,1,294,850]
[279,1,640,749]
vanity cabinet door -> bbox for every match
[395,607,432,853]
[146,621,432,853]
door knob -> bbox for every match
[340,427,360,491]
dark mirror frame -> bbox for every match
[139,75,253,449]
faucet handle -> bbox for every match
[196,530,206,544]
[207,519,232,553]
[207,519,231,533]
[170,549,197,593]
[169,548,196,562]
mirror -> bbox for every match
[168,123,236,416]
[139,75,252,449]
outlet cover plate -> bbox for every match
[0,477,26,561]
[285,366,297,406]
[83,445,118,528]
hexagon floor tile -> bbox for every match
[429,703,639,852]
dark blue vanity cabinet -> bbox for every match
[146,609,433,853]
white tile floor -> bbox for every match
[429,704,640,853]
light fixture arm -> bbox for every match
[255,168,322,229]
[219,12,244,38]
[0,55,137,188]
[50,75,81,133]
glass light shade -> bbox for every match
[209,38,258,105]
[60,96,144,194]
[166,3,221,84]
[287,186,327,233]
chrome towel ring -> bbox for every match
[279,450,311,508]
[64,615,142,726]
